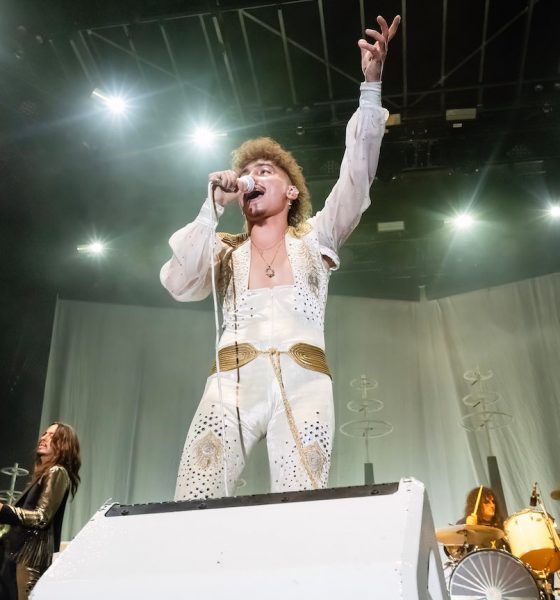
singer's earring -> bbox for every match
[288,202,292,207]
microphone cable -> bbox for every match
[208,181,231,498]
[207,175,254,498]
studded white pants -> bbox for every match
[174,352,334,500]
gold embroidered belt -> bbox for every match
[210,342,331,378]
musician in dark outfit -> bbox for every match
[445,486,507,560]
[0,422,81,600]
[461,485,505,528]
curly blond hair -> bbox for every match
[231,137,311,227]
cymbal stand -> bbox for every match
[339,374,393,485]
[0,462,29,504]
[461,367,512,517]
[536,483,560,556]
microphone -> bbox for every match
[530,482,538,507]
[210,175,255,194]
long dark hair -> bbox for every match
[33,422,81,498]
[464,486,505,528]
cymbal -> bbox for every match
[436,524,504,546]
[551,489,560,501]
[0,466,29,477]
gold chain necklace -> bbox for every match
[251,236,284,278]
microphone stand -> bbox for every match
[536,486,560,551]
[534,483,560,582]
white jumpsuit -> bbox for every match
[161,82,388,499]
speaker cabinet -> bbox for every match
[33,477,448,599]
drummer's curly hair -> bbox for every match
[231,137,311,228]
[464,486,505,528]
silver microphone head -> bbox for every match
[238,175,255,193]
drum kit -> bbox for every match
[437,485,560,600]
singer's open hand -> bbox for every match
[358,15,400,82]
[209,170,242,206]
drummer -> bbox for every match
[462,486,505,530]
[445,486,508,558]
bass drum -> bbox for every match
[449,549,541,599]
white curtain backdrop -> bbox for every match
[41,273,560,540]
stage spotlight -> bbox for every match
[192,126,217,148]
[77,241,106,256]
[547,204,560,218]
[91,88,128,116]
[446,213,475,230]
[191,126,227,149]
[105,96,127,115]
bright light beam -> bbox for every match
[447,213,476,230]
[192,126,218,148]
[77,241,107,256]
[105,96,127,115]
[91,88,128,116]
[190,126,227,149]
[547,204,560,219]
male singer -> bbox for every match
[161,15,400,500]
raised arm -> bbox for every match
[311,15,400,255]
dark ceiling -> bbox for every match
[0,1,559,454]
[2,0,559,300]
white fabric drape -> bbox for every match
[41,274,560,540]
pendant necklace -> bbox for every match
[251,236,285,278]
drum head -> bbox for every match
[449,549,540,599]
[504,508,560,572]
